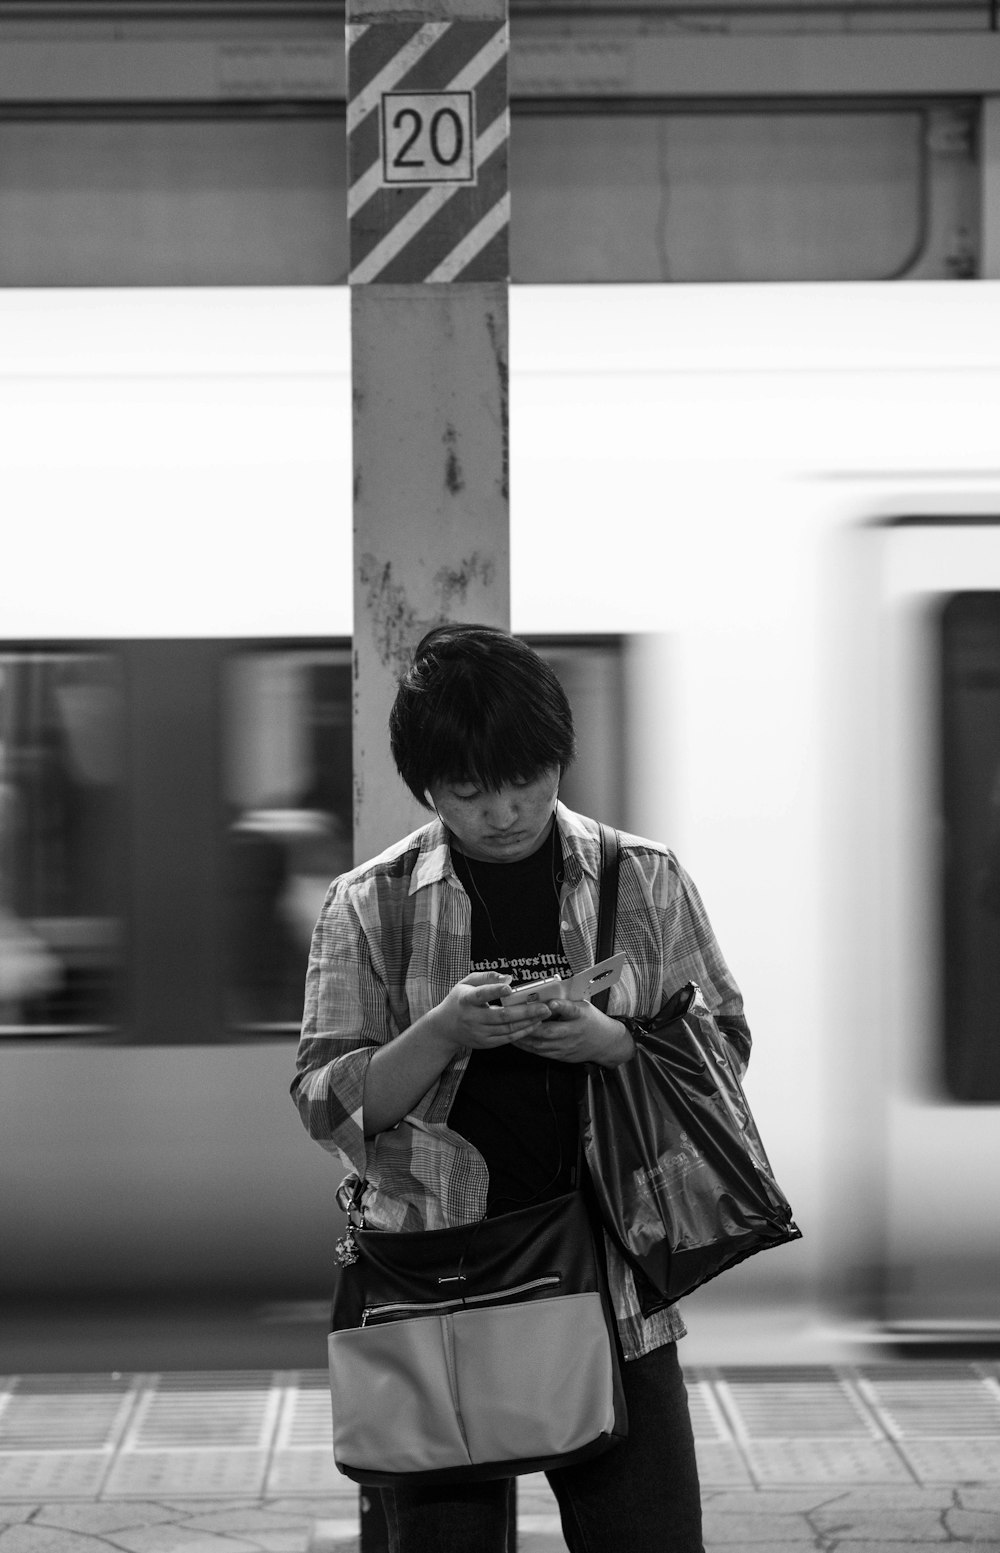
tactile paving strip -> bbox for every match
[686,1371,754,1486]
[0,1373,137,1500]
[1,1364,1000,1501]
[266,1372,341,1496]
[102,1371,281,1499]
[858,1364,1000,1483]
[715,1366,914,1485]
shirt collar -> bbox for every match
[554,802,601,886]
[407,802,600,896]
[408,814,455,896]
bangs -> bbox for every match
[427,701,567,796]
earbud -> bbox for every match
[426,791,448,832]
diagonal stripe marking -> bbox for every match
[348,26,508,216]
[443,23,507,93]
[423,192,509,283]
[349,112,508,283]
[387,17,505,100]
[347,22,446,136]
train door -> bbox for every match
[878,518,1000,1337]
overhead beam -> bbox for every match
[2,30,1000,103]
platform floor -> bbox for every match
[1,1364,1000,1551]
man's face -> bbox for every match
[427,766,560,863]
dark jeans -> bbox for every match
[380,1341,704,1553]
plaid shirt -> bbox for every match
[292,803,751,1361]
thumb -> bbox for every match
[463,971,512,987]
[543,997,584,1019]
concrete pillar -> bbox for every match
[348,0,510,864]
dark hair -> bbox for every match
[389,624,576,807]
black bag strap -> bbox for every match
[592,823,620,1012]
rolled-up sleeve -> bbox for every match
[290,880,396,1177]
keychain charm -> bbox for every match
[335,1223,359,1267]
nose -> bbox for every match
[484,790,519,829]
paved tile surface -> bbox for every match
[0,1366,998,1550]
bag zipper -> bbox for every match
[360,1273,560,1326]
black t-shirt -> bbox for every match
[448,828,582,1216]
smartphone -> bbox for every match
[503,951,627,1007]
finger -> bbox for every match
[513,1011,558,1037]
[513,1029,562,1053]
[465,972,513,991]
[477,1028,523,1047]
[505,1015,549,1040]
[481,1019,545,1048]
[470,984,515,1009]
[502,1008,551,1031]
[503,1006,549,1029]
[540,998,582,1020]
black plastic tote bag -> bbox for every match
[584,826,802,1313]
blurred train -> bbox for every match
[2,280,1000,1354]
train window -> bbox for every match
[0,636,623,1043]
[0,638,351,1044]
[533,638,624,826]
[941,595,1000,1102]
[223,648,353,1035]
[0,652,125,1037]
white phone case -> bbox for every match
[504,951,627,1006]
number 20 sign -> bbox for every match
[381,92,476,185]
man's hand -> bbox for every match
[513,998,635,1066]
[435,972,551,1051]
